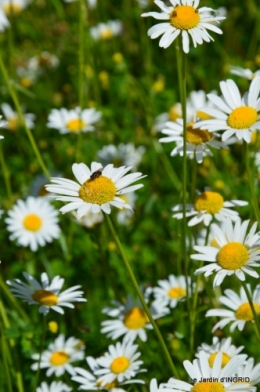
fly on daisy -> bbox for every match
[6,271,86,315]
[141,0,225,53]
[45,162,146,217]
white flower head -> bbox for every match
[5,196,60,251]
[230,66,260,81]
[31,334,85,377]
[90,20,123,40]
[206,284,260,333]
[47,106,101,134]
[6,271,86,315]
[172,190,248,227]
[97,143,145,171]
[1,103,35,130]
[141,0,225,53]
[191,219,260,287]
[151,275,191,309]
[45,162,146,217]
[36,381,71,392]
[194,77,260,143]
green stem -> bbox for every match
[0,55,50,178]
[244,142,260,223]
[105,215,179,378]
[33,316,47,391]
[0,327,13,392]
[0,276,30,322]
[0,142,12,200]
[241,280,260,339]
[190,159,197,202]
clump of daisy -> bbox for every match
[97,143,146,171]
[141,0,225,53]
[101,293,168,343]
[230,66,260,81]
[36,381,71,392]
[72,355,145,391]
[90,20,123,40]
[1,103,35,131]
[194,77,260,143]
[206,284,260,332]
[6,271,86,315]
[172,190,247,227]
[31,334,85,376]
[45,162,146,217]
[191,219,260,287]
[47,106,101,134]
[5,196,60,251]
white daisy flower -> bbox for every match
[161,351,255,392]
[191,219,260,287]
[72,209,104,228]
[0,8,8,30]
[151,275,190,309]
[1,103,35,131]
[101,293,168,343]
[236,357,260,386]
[172,190,247,227]
[230,66,260,81]
[206,284,260,332]
[94,340,146,385]
[45,162,145,217]
[90,20,123,40]
[141,0,225,53]
[72,356,145,391]
[0,0,29,15]
[36,381,71,392]
[6,271,86,315]
[97,143,145,171]
[47,106,101,134]
[194,77,260,143]
[5,196,60,251]
[31,334,85,377]
[16,64,38,87]
[196,337,246,368]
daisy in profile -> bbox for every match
[31,334,85,377]
[141,0,225,53]
[236,357,260,386]
[6,271,86,315]
[172,190,247,227]
[191,219,260,287]
[47,106,101,134]
[196,337,246,368]
[161,351,254,392]
[1,103,35,131]
[94,340,146,385]
[230,66,260,81]
[5,197,60,251]
[45,162,145,217]
[206,284,260,332]
[101,293,168,342]
[150,275,191,309]
[72,355,145,391]
[97,143,146,171]
[194,77,260,143]
[36,381,71,392]
[90,20,122,40]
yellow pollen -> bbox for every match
[50,351,70,366]
[32,290,58,306]
[208,352,230,368]
[79,176,116,205]
[169,105,182,121]
[170,5,200,30]
[66,118,86,132]
[3,4,22,15]
[186,123,212,145]
[194,191,224,214]
[23,214,42,232]
[196,110,212,120]
[101,28,113,39]
[97,380,118,390]
[217,242,248,270]
[110,356,130,374]
[192,382,224,392]
[123,307,148,329]
[168,287,186,299]
[235,302,260,321]
[227,106,258,129]
[8,116,19,131]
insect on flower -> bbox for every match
[89,168,103,180]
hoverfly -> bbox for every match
[89,167,103,180]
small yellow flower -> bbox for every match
[48,321,58,333]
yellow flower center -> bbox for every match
[186,123,212,145]
[235,302,260,321]
[123,307,148,329]
[217,242,249,270]
[227,106,258,129]
[23,214,42,232]
[170,5,200,30]
[50,351,70,366]
[3,3,22,15]
[32,290,59,306]
[208,352,230,368]
[110,356,130,374]
[168,287,186,299]
[194,191,224,214]
[97,380,118,390]
[196,110,212,120]
[192,382,224,392]
[101,28,113,39]
[66,118,86,132]
[8,116,19,131]
[169,105,182,122]
[79,176,116,205]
